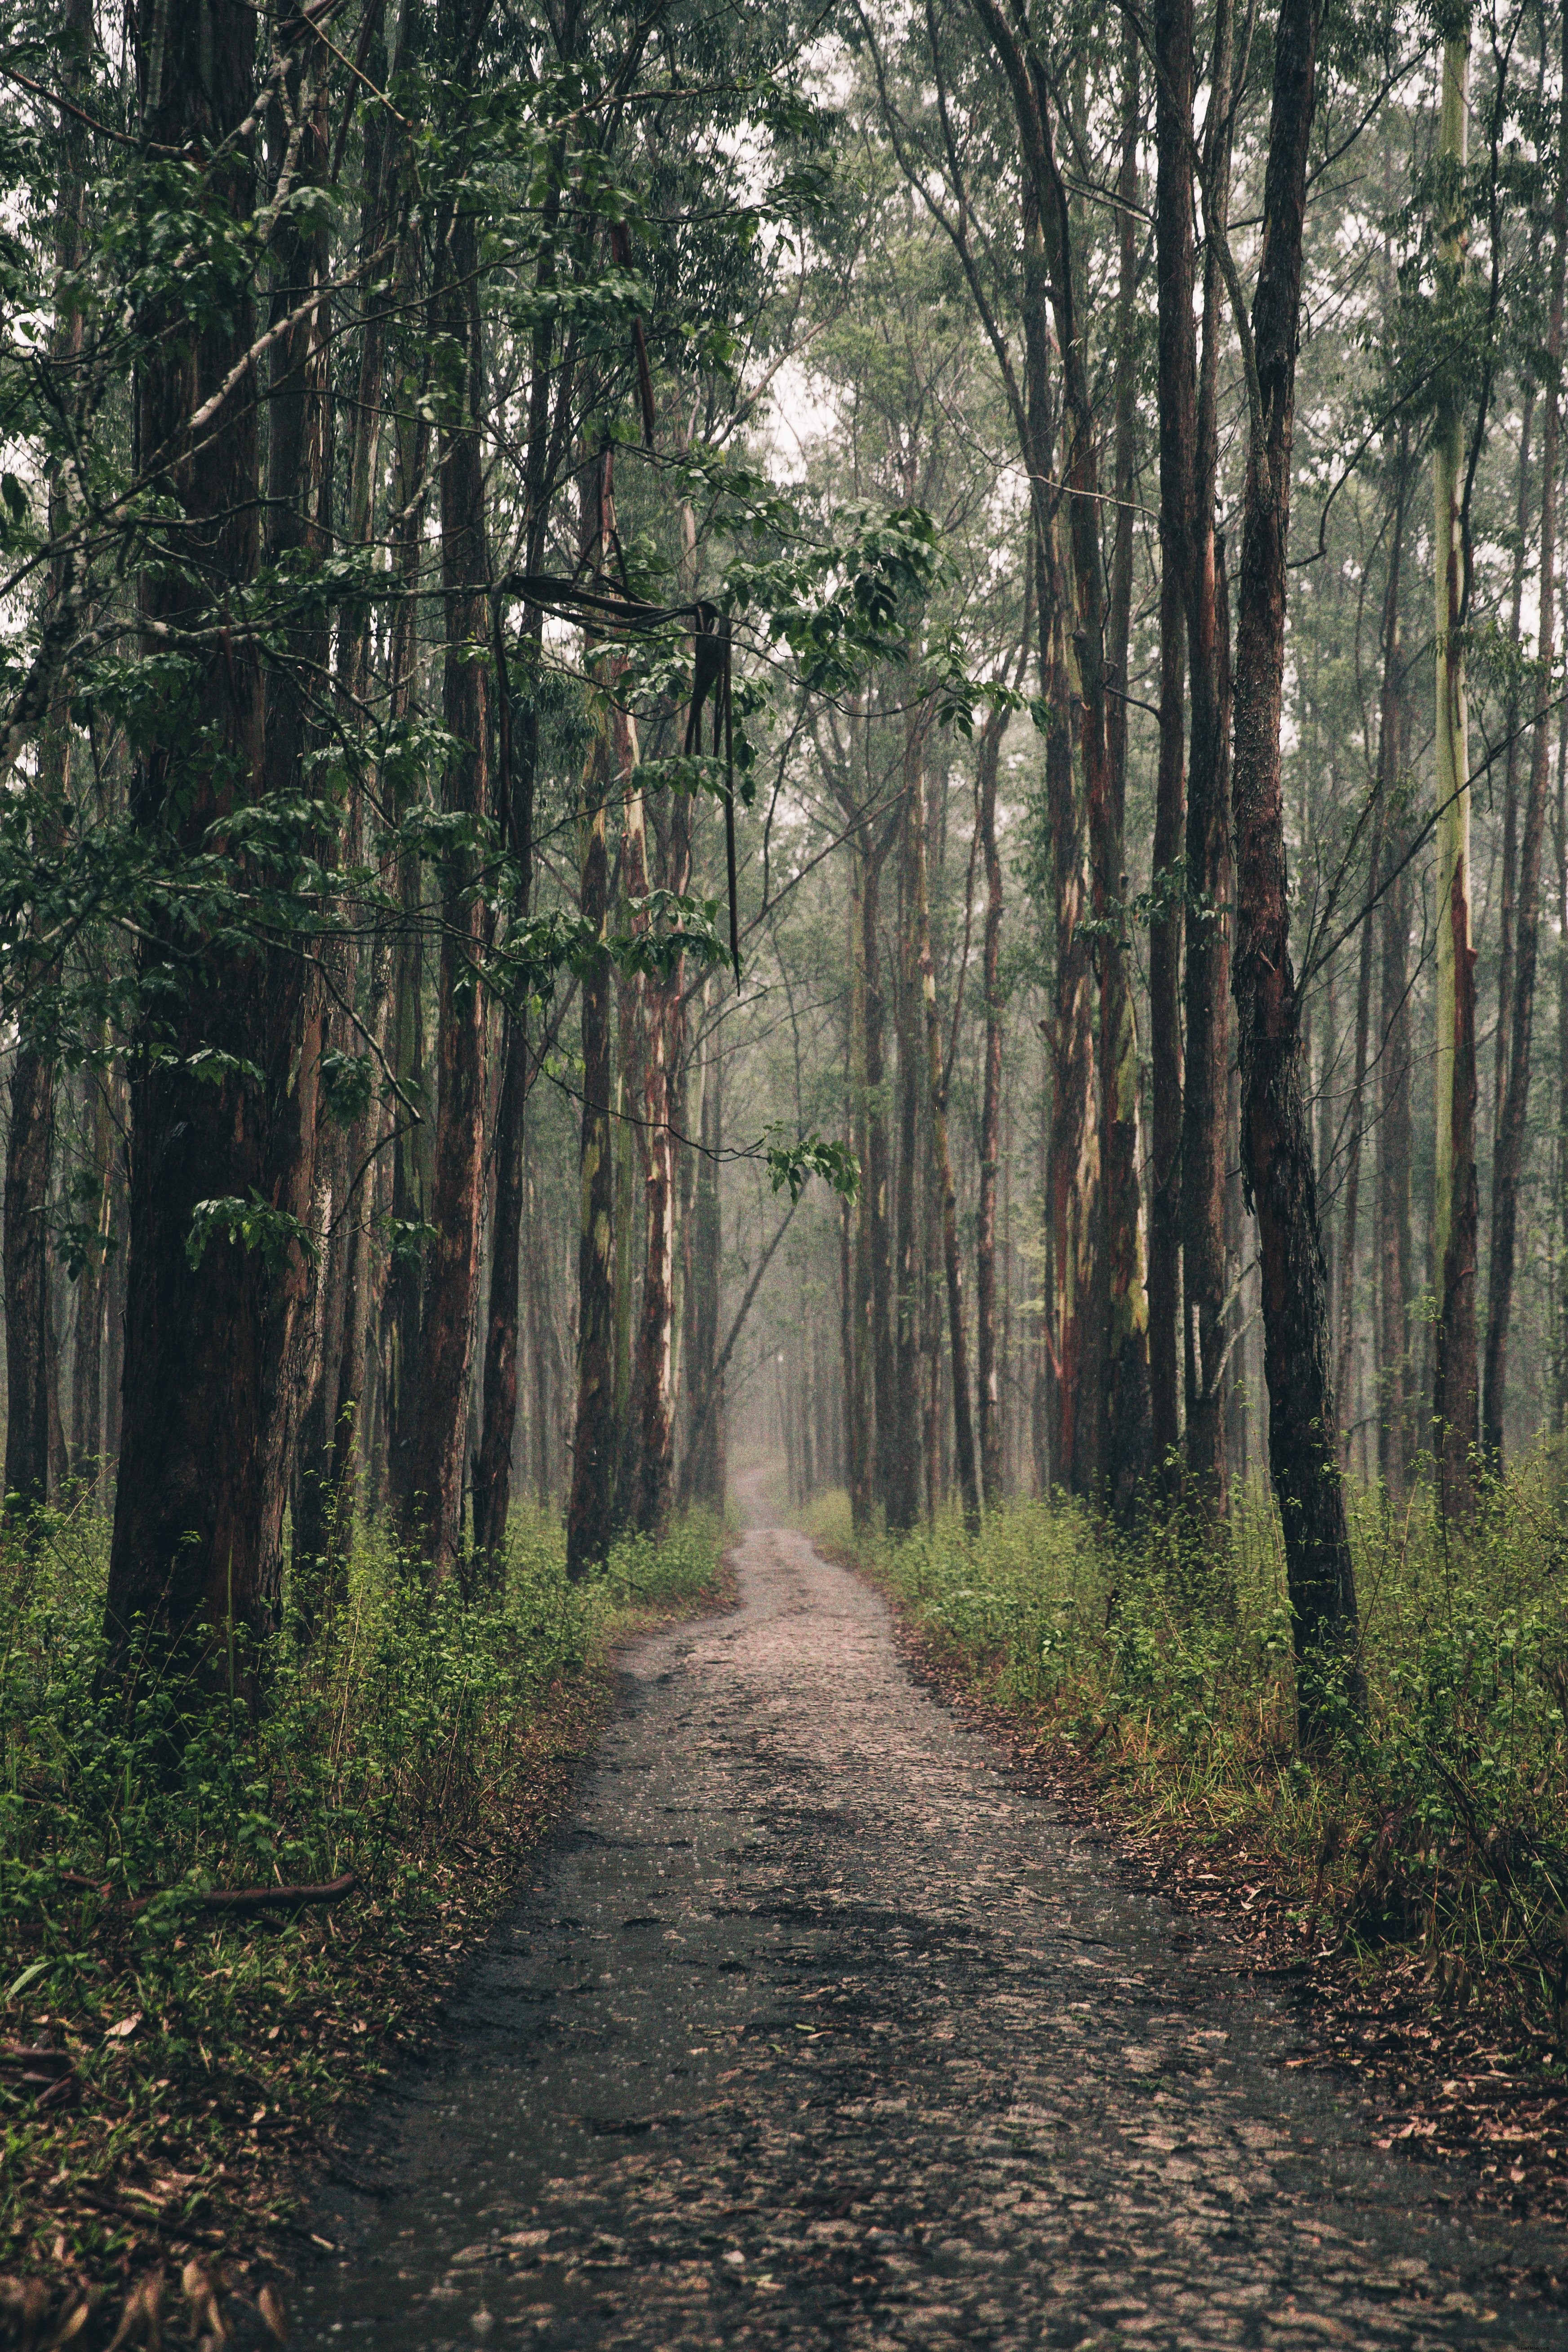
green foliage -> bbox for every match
[0,1498,723,2264]
[765,1129,860,1204]
[817,1457,1568,2044]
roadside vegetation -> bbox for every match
[0,1507,723,2336]
[810,1467,1568,2061]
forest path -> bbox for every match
[293,1476,1568,2351]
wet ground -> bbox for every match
[293,1484,1568,2349]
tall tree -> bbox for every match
[1230,0,1359,1735]
[1484,21,1567,1473]
[1432,18,1481,1521]
[105,0,321,1687]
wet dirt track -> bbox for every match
[293,1487,1568,2350]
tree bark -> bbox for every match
[915,738,981,1532]
[5,0,92,1515]
[1339,451,1408,1469]
[888,713,928,1533]
[975,702,1009,1512]
[1230,0,1359,1736]
[1483,29,1565,1476]
[1432,26,1480,1523]
[1149,0,1196,1483]
[565,451,622,1580]
[1179,0,1237,1514]
[397,156,492,1577]
[106,0,319,1690]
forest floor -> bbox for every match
[0,1552,735,2352]
[279,1476,1568,2351]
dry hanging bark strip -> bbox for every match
[501,573,741,986]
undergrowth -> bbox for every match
[0,1503,722,2315]
[808,1458,1568,2054]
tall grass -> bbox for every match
[811,1457,1568,2042]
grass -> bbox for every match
[808,1454,1568,2053]
[0,1501,724,2339]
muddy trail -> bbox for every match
[292,1481,1568,2350]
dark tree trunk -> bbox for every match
[1230,0,1359,1735]
[1149,0,1195,1481]
[397,167,491,1577]
[565,452,622,1578]
[677,1017,724,1512]
[6,0,90,1515]
[106,0,319,1690]
[5,1047,55,1512]
[70,1063,114,1474]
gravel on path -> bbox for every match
[293,1485,1568,2350]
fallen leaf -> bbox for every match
[257,2284,287,2342]
[106,2014,143,2041]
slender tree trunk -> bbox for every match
[1230,0,1359,1738]
[399,150,493,1577]
[1180,0,1238,1514]
[566,449,622,1578]
[1432,24,1481,1523]
[1495,391,1537,1153]
[677,1018,725,1511]
[1150,0,1196,1484]
[862,809,899,1518]
[1095,18,1153,1523]
[915,743,981,1532]
[1484,42,1564,1474]
[70,1060,114,1473]
[5,1046,55,1513]
[1339,454,1408,1468]
[975,704,1008,1511]
[888,715,928,1533]
[6,0,92,1514]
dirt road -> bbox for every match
[293,1489,1568,2349]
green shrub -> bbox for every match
[814,1457,1568,2042]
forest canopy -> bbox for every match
[0,0,1566,1819]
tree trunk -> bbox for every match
[915,743,981,1532]
[1181,0,1237,1513]
[397,165,492,1577]
[975,703,1009,1512]
[1484,36,1565,1476]
[1149,0,1196,1484]
[5,1045,56,1513]
[1230,0,1359,1738]
[70,1061,114,1474]
[1339,453,1408,1468]
[888,716,928,1533]
[862,807,899,1518]
[1432,25,1480,1524]
[106,0,319,1690]
[565,450,623,1578]
[6,0,92,1516]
